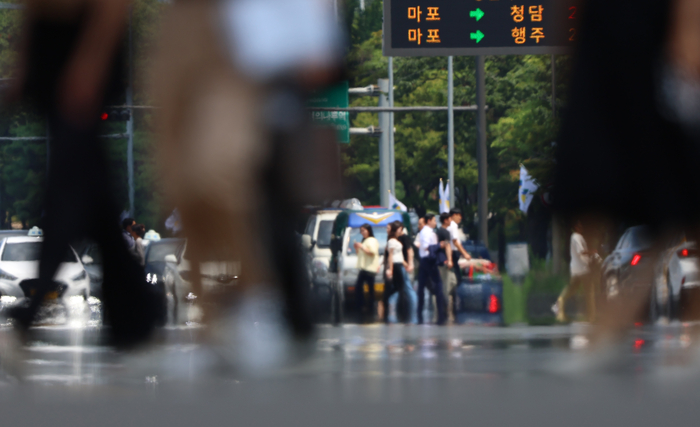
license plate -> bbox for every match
[29,289,59,300]
[363,283,384,292]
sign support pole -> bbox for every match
[378,79,391,208]
[388,57,396,194]
[476,55,488,246]
[448,56,455,209]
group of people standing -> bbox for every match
[122,217,147,266]
[353,209,471,325]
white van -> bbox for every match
[302,209,341,287]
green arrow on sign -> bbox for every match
[469,8,485,21]
[470,30,485,43]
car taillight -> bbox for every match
[488,294,500,313]
[631,254,642,266]
[678,248,697,258]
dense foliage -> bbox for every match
[342,0,570,250]
[0,0,166,230]
[0,0,569,255]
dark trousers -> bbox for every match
[12,113,163,348]
[417,257,447,325]
[382,263,405,322]
[452,251,462,280]
[355,270,376,323]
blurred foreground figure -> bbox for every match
[554,220,598,323]
[152,0,343,341]
[556,0,700,343]
[5,0,163,347]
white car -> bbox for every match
[302,210,340,288]
[0,236,90,302]
[651,241,700,321]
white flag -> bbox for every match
[444,181,450,212]
[165,208,183,234]
[439,179,450,213]
[389,192,407,212]
[519,166,538,213]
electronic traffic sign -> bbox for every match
[383,0,581,56]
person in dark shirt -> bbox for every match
[437,213,456,321]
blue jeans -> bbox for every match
[387,265,418,324]
[418,257,446,325]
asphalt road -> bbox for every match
[2,303,700,427]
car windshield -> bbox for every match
[316,221,334,248]
[83,244,103,264]
[147,241,183,263]
[629,227,653,250]
[347,227,388,256]
[2,242,76,262]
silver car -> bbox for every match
[650,240,700,321]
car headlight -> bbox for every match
[312,261,329,278]
[146,273,159,284]
[0,268,17,281]
[72,270,87,281]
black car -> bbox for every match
[600,225,656,301]
[144,238,185,292]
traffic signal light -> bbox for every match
[100,109,131,122]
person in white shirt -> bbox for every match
[448,209,471,280]
[553,220,596,322]
[353,224,380,323]
[417,214,447,325]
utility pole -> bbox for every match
[378,79,391,208]
[388,57,395,194]
[126,7,135,216]
[476,56,488,246]
[447,56,455,209]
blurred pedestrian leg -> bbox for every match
[152,0,343,340]
[6,0,163,347]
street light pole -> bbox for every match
[388,57,395,194]
[378,79,391,208]
[448,56,455,209]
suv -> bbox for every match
[302,210,341,288]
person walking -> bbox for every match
[417,214,447,325]
[383,221,418,324]
[553,220,597,323]
[437,213,457,322]
[353,224,380,323]
[122,218,136,252]
[5,0,163,347]
[448,209,471,280]
[132,224,147,267]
